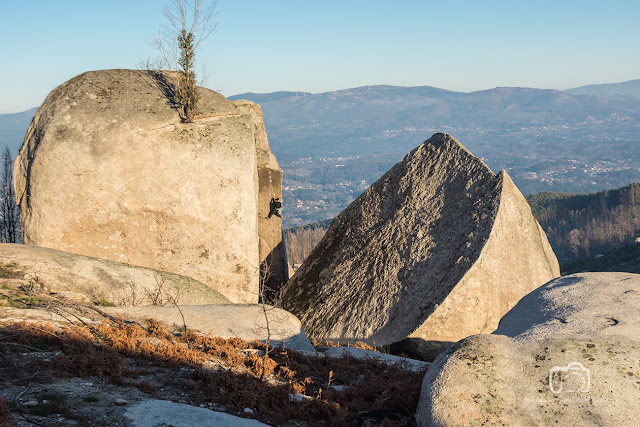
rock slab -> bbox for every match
[232,100,287,294]
[104,304,315,352]
[15,69,284,303]
[417,272,640,426]
[0,243,230,306]
[282,133,559,358]
[124,399,269,427]
[295,347,430,372]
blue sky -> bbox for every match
[1,0,639,113]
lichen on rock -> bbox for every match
[417,272,640,426]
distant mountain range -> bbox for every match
[2,79,640,226]
[229,80,640,162]
[5,79,639,156]
[229,80,640,224]
[566,79,640,99]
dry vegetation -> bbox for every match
[0,284,426,426]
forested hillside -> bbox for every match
[527,183,640,262]
[561,243,640,275]
[283,219,332,269]
[284,183,640,272]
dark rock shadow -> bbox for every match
[259,242,287,305]
[145,70,180,113]
[390,337,456,362]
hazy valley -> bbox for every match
[229,80,640,226]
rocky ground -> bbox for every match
[0,281,427,426]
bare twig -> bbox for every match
[3,342,48,353]
[147,273,191,348]
[257,260,281,380]
[83,305,124,324]
[14,382,31,404]
[173,298,191,349]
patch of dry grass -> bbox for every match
[0,316,426,426]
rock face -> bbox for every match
[0,243,230,306]
[232,100,287,296]
[14,69,285,303]
[417,272,640,426]
[281,133,559,358]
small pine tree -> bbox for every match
[150,0,216,124]
[176,29,199,123]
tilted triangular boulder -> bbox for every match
[281,133,559,359]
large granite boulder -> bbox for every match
[14,69,285,303]
[417,272,640,426]
[281,133,559,359]
[0,243,230,306]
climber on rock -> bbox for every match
[269,197,283,218]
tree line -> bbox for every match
[527,183,640,263]
[282,219,332,269]
[0,146,19,243]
